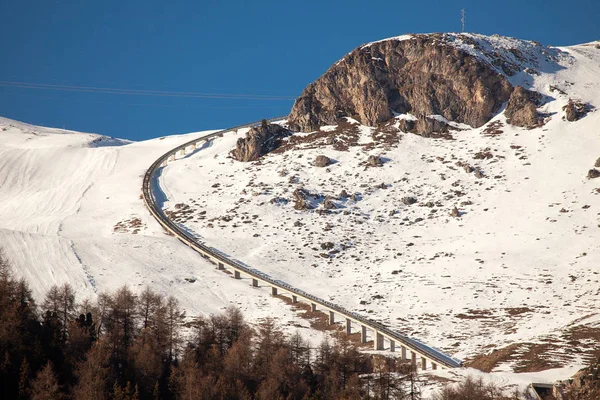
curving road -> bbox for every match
[141,117,463,370]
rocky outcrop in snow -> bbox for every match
[288,33,517,134]
[563,99,591,121]
[231,121,291,162]
[504,86,542,128]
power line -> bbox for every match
[0,80,296,101]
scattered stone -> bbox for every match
[474,169,484,179]
[595,158,600,168]
[587,169,600,179]
[315,155,333,167]
[293,188,311,210]
[339,189,349,199]
[367,155,384,167]
[474,150,493,159]
[320,242,335,250]
[463,165,474,173]
[450,206,460,217]
[323,198,337,209]
[402,196,417,205]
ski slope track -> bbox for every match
[142,116,463,370]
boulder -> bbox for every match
[367,155,384,167]
[563,99,589,121]
[315,155,333,167]
[450,206,460,217]
[323,198,337,209]
[587,169,600,179]
[505,86,542,128]
[293,188,311,210]
[320,242,335,250]
[231,121,291,161]
[595,158,600,168]
[402,196,417,205]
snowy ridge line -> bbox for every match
[141,117,463,369]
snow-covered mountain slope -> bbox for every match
[159,37,600,372]
[0,117,330,346]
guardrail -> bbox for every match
[141,116,462,369]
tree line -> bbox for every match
[4,248,588,399]
[0,250,428,399]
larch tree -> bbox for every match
[31,362,62,400]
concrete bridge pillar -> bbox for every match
[361,325,368,344]
[311,303,317,312]
[217,262,224,270]
[251,279,259,287]
[328,311,335,325]
[291,295,298,303]
[411,351,417,366]
[168,154,175,162]
[234,270,241,279]
[390,340,396,352]
[401,346,407,360]
[421,357,427,370]
[161,160,167,167]
[345,319,352,335]
[432,362,437,370]
[374,332,384,350]
[271,287,278,296]
[178,149,185,157]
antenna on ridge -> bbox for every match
[461,9,466,33]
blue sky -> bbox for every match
[1,0,598,141]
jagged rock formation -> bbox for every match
[231,121,291,162]
[505,86,542,127]
[563,99,591,121]
[288,34,515,134]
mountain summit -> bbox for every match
[287,33,577,134]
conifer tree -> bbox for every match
[31,362,62,400]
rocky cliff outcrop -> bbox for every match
[288,34,515,134]
[505,86,542,128]
[231,121,291,162]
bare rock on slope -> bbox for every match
[505,86,542,128]
[367,155,384,167]
[563,99,590,121]
[288,34,513,134]
[314,155,333,167]
[231,121,291,162]
[587,169,600,179]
